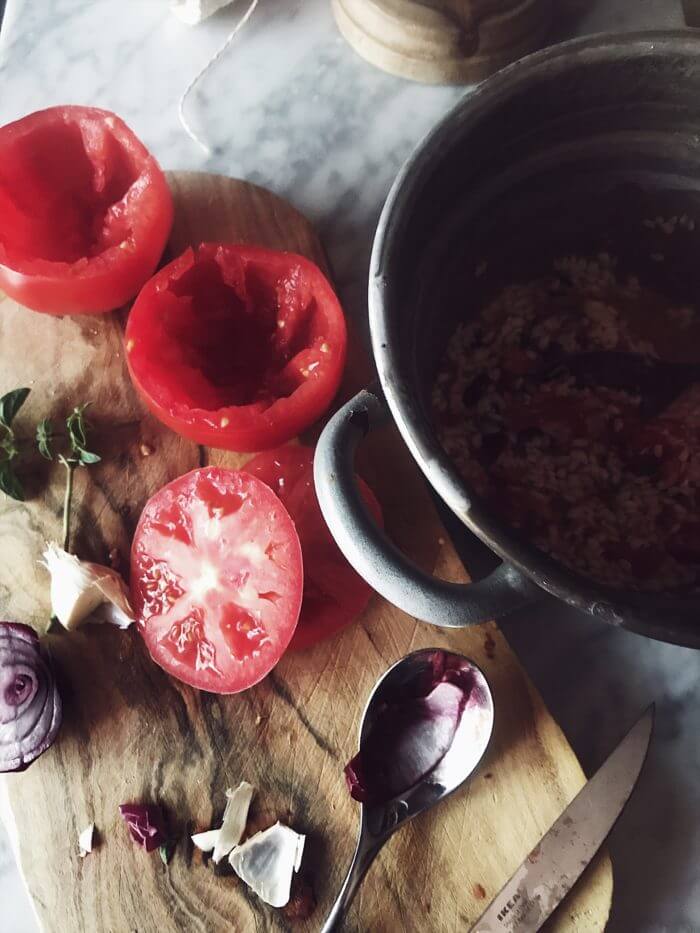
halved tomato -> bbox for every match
[244,445,382,650]
[124,243,347,451]
[130,467,303,694]
[0,106,173,315]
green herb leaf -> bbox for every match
[36,419,54,460]
[0,462,24,501]
[78,449,101,466]
[159,841,174,866]
[0,388,30,429]
[65,404,100,466]
[0,435,18,461]
[66,404,90,453]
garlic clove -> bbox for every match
[42,543,135,631]
[212,781,254,864]
[228,822,305,908]
[89,570,135,630]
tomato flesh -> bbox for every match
[0,106,173,315]
[244,445,382,650]
[131,468,303,693]
[125,243,347,451]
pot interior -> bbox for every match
[373,33,700,642]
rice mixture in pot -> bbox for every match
[433,253,700,591]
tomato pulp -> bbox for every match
[131,468,303,694]
[0,106,173,315]
[125,243,347,451]
[244,445,382,650]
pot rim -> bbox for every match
[369,30,700,646]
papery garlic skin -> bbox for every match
[190,781,254,861]
[191,829,220,852]
[78,823,94,857]
[42,543,135,630]
[229,822,305,908]
[212,781,254,863]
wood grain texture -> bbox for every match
[0,171,611,931]
[332,0,552,85]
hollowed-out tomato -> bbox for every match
[244,445,382,650]
[130,467,303,694]
[0,106,173,315]
[124,243,347,452]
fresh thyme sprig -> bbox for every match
[50,404,101,551]
[0,389,101,552]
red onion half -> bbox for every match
[0,622,62,773]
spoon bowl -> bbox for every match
[322,648,494,932]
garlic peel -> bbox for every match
[191,829,219,852]
[78,823,94,857]
[228,822,305,908]
[212,781,254,864]
[42,543,135,631]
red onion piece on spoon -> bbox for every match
[345,650,476,805]
[0,622,62,773]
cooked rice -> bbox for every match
[433,254,700,591]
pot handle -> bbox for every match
[314,387,540,628]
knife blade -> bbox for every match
[471,705,654,933]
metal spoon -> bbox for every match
[322,648,495,932]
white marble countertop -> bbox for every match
[0,1,697,931]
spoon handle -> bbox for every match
[321,832,383,932]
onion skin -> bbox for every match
[0,622,63,773]
[119,803,167,852]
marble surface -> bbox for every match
[0,0,697,931]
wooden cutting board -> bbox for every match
[0,172,612,932]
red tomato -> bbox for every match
[625,419,690,486]
[125,243,347,451]
[130,467,303,694]
[0,106,173,315]
[244,445,382,650]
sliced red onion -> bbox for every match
[345,651,475,805]
[119,803,168,852]
[0,622,62,773]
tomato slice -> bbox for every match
[125,243,347,451]
[130,467,303,693]
[0,106,173,315]
[244,445,382,650]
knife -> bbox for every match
[471,705,654,933]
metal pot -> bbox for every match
[315,32,700,648]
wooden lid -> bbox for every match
[332,0,553,85]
